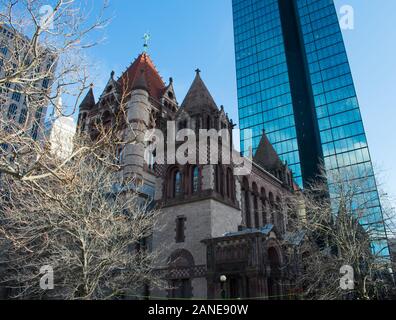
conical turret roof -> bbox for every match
[254,131,285,171]
[180,70,218,113]
[79,87,95,111]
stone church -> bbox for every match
[77,51,305,300]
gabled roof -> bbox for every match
[100,71,121,99]
[162,77,178,104]
[180,70,218,113]
[253,131,284,171]
[118,53,165,100]
[79,87,95,111]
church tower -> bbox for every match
[76,47,300,300]
[77,51,177,195]
[123,68,151,182]
[151,70,242,299]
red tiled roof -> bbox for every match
[118,53,166,100]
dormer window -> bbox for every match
[168,92,174,99]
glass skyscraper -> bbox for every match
[233,0,389,255]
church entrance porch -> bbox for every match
[203,227,290,300]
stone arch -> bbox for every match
[265,239,284,266]
[168,249,195,268]
[265,240,284,300]
[167,249,194,299]
[260,187,267,200]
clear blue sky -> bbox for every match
[84,0,396,201]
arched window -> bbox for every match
[252,183,259,228]
[269,192,275,225]
[267,247,281,299]
[242,178,251,228]
[269,192,275,207]
[261,187,267,225]
[168,250,194,299]
[262,201,268,225]
[219,167,224,197]
[192,166,199,194]
[102,111,112,128]
[174,171,183,197]
[226,168,234,200]
[276,196,284,232]
[215,166,224,196]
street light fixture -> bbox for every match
[220,275,227,300]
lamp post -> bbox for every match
[220,275,227,300]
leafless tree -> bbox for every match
[0,138,162,300]
[0,1,167,300]
[282,168,395,300]
[0,0,111,182]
